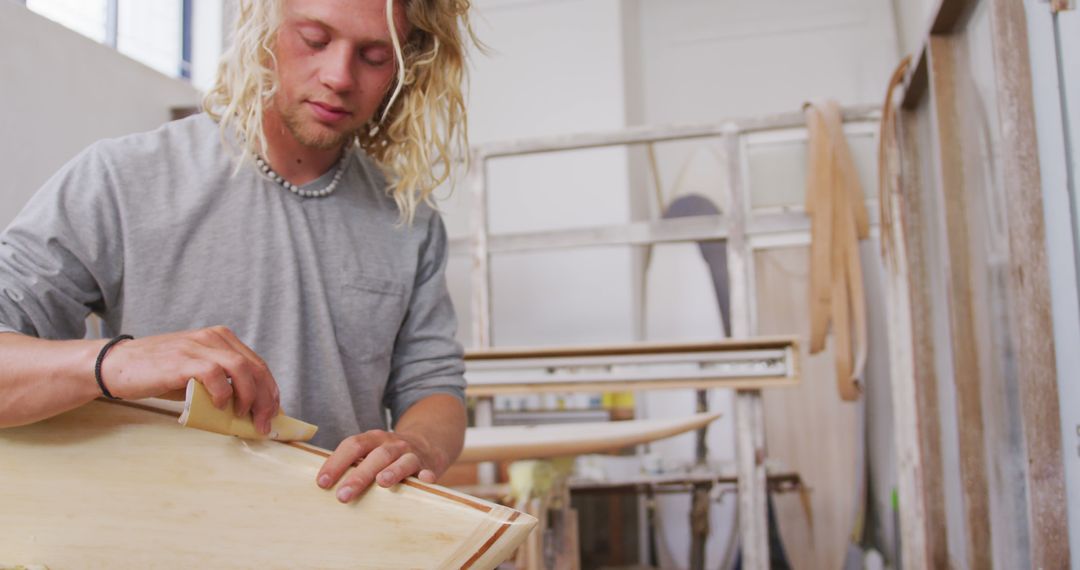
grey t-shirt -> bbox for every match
[0,113,465,450]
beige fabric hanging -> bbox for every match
[804,100,869,401]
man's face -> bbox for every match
[271,0,409,150]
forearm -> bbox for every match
[0,332,106,428]
[393,393,467,475]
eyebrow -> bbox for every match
[293,13,395,47]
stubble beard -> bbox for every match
[280,102,360,151]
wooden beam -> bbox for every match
[465,337,797,361]
[902,0,979,110]
[474,106,880,159]
[722,129,771,570]
[989,0,1072,565]
[930,0,980,33]
[902,46,929,110]
[468,149,493,349]
[927,35,993,570]
[447,208,874,257]
[467,150,498,486]
[466,376,797,398]
[886,107,950,568]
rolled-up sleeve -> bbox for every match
[0,145,123,339]
[382,211,466,426]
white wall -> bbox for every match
[892,0,938,56]
[638,0,899,124]
[445,0,638,348]
[0,1,201,228]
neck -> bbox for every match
[261,109,343,186]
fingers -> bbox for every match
[319,435,431,503]
[206,326,280,422]
[334,446,393,503]
[188,327,278,435]
[318,434,378,493]
[184,356,232,409]
[376,452,423,487]
[416,468,437,484]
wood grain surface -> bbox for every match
[0,400,536,569]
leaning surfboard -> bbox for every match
[459,412,722,463]
[0,400,536,569]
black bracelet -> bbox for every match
[94,334,133,400]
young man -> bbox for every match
[0,0,475,504]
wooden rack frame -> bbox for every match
[459,106,879,570]
[465,337,799,397]
[885,0,1071,566]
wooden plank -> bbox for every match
[927,35,993,570]
[930,0,980,33]
[465,337,796,360]
[463,339,797,394]
[901,0,977,111]
[468,149,493,348]
[457,413,721,463]
[722,129,771,570]
[452,215,730,256]
[0,400,535,569]
[988,0,1072,565]
[902,42,929,107]
[886,105,950,568]
[465,376,796,398]
[466,149,498,485]
[474,106,881,159]
[446,208,862,257]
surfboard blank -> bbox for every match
[0,400,535,569]
[459,412,722,463]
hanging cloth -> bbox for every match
[804,100,869,401]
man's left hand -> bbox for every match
[316,429,446,503]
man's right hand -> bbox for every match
[98,326,280,435]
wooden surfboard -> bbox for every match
[0,400,536,569]
[458,412,721,463]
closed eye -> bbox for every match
[361,46,393,67]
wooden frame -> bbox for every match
[882,103,949,568]
[461,106,879,570]
[0,400,535,569]
[464,337,799,396]
[887,0,1072,566]
[926,33,993,568]
[462,103,876,570]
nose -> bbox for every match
[318,43,355,93]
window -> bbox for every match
[118,0,184,77]
[24,0,195,80]
[25,0,110,44]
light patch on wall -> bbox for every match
[653,0,870,45]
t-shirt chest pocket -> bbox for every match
[332,274,408,363]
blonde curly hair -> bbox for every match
[203,0,477,224]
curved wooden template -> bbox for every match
[0,400,536,569]
[458,412,722,463]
